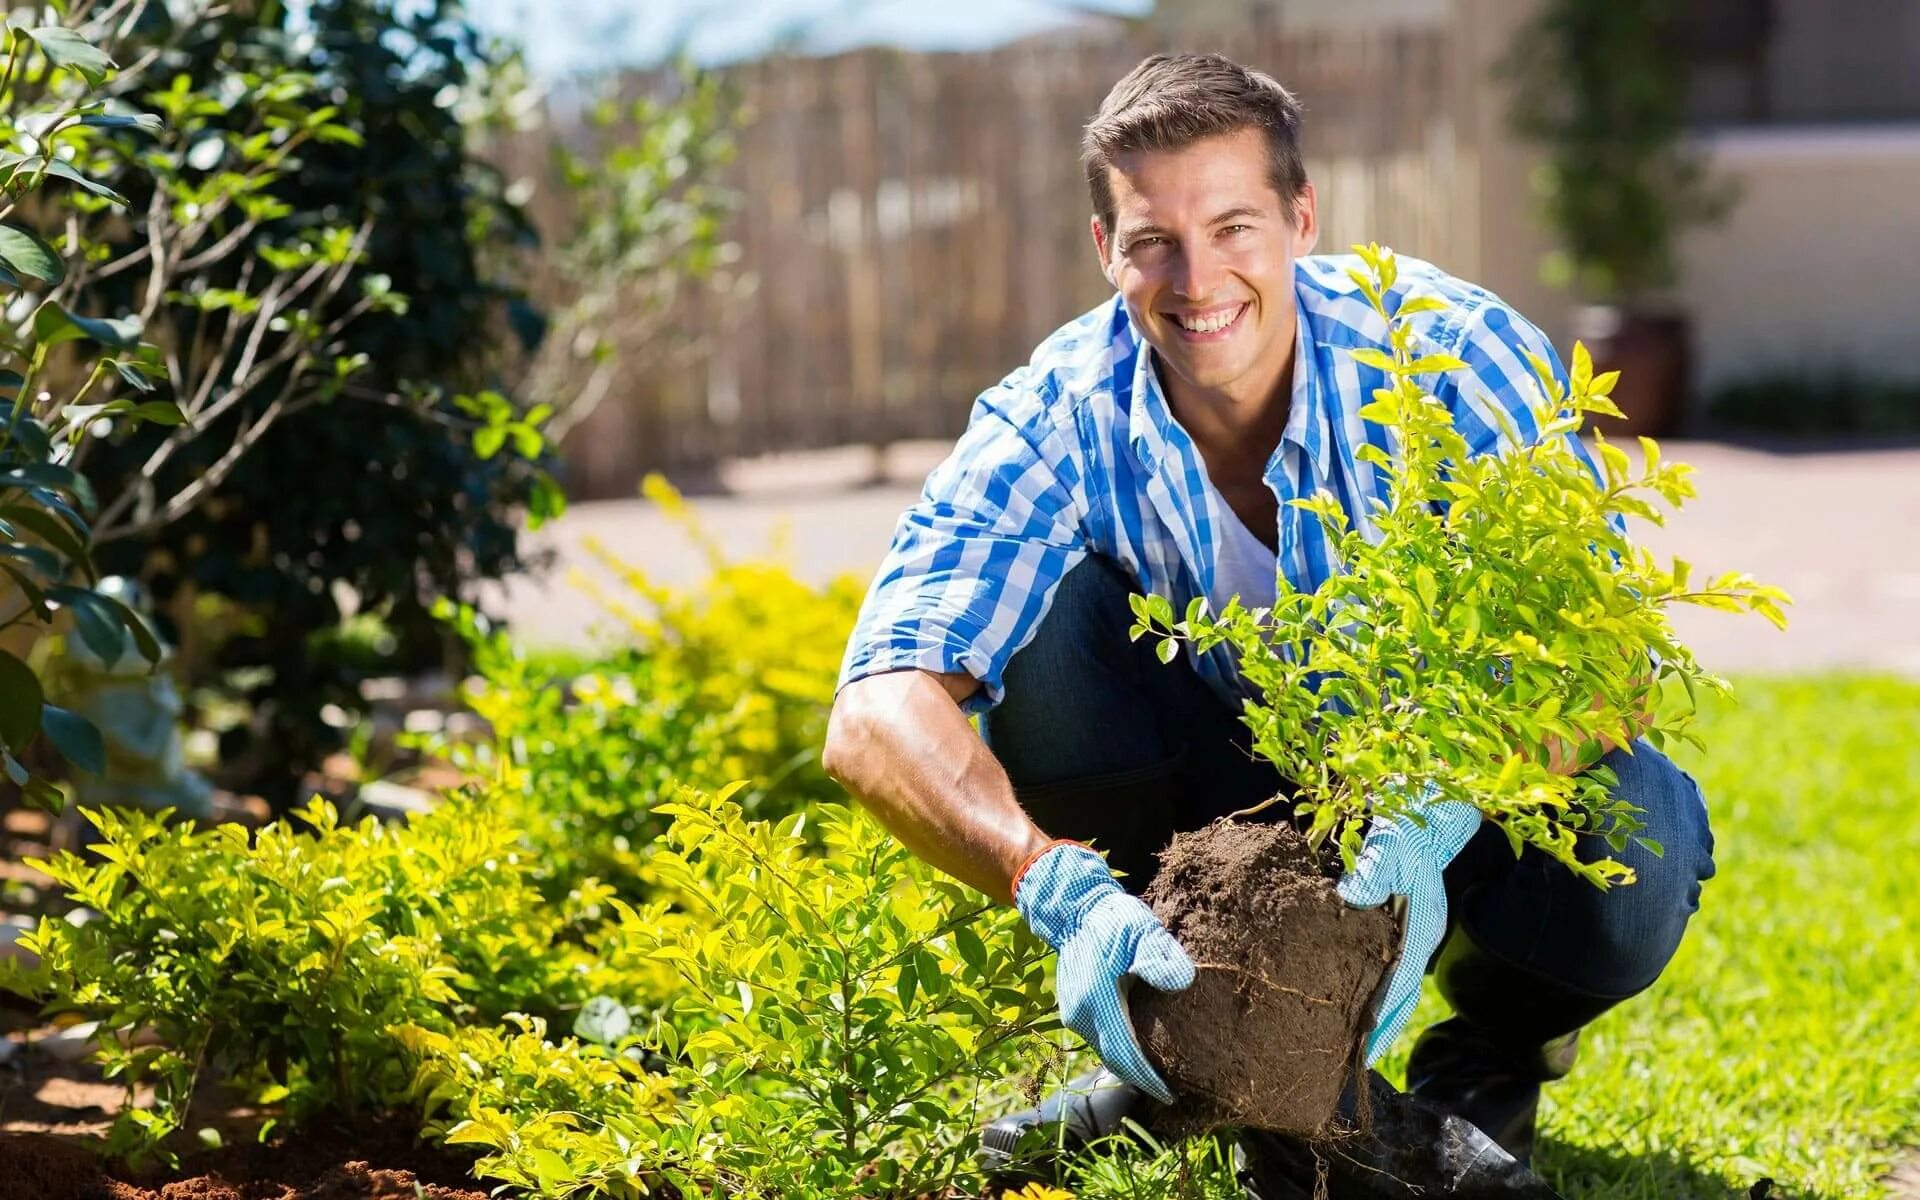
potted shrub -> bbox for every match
[1503,0,1735,435]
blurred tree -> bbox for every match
[1502,0,1735,302]
[0,8,189,812]
[68,0,556,809]
[10,0,737,812]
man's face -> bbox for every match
[1092,127,1317,402]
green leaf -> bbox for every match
[46,585,129,662]
[79,112,163,134]
[0,224,65,285]
[21,776,65,813]
[35,158,130,206]
[0,543,63,579]
[527,1147,576,1193]
[32,302,141,350]
[0,465,96,516]
[0,564,52,620]
[0,504,93,578]
[472,425,504,460]
[25,27,114,83]
[114,362,155,393]
[895,954,919,1009]
[129,400,185,425]
[1350,347,1400,373]
[39,704,104,774]
[1155,638,1178,665]
[1402,354,1470,375]
[954,926,988,975]
[0,649,44,750]
[510,424,542,459]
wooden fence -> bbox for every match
[540,16,1473,497]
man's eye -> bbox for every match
[1129,237,1166,251]
[1221,224,1252,235]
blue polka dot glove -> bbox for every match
[1336,791,1482,1065]
[1014,840,1195,1104]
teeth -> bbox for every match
[1179,305,1241,333]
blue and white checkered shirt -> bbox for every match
[838,252,1604,711]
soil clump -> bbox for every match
[1131,817,1398,1136]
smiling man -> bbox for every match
[822,53,1715,1190]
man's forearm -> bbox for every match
[822,669,1052,904]
[1538,678,1658,776]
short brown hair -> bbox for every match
[1083,53,1307,239]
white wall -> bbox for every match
[1678,124,1920,394]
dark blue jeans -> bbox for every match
[982,556,1716,1014]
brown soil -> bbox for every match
[0,1122,488,1200]
[1130,818,1398,1137]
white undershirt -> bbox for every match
[1207,483,1279,615]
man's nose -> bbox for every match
[1173,240,1226,302]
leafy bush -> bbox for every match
[60,0,562,809]
[0,792,596,1160]
[402,787,1057,1200]
[1502,0,1733,300]
[1133,246,1788,887]
[431,475,862,895]
[0,9,183,804]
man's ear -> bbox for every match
[1291,180,1320,257]
[1090,213,1117,287]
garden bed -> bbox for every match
[0,1124,488,1200]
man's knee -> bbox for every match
[1554,740,1717,995]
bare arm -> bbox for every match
[822,668,1052,905]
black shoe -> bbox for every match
[1238,1072,1565,1199]
[1406,929,1623,1165]
[1405,1020,1580,1165]
[978,1068,1145,1186]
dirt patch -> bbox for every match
[0,1122,488,1200]
[1130,818,1398,1137]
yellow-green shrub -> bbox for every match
[403,786,1058,1200]
[1135,245,1788,885]
[433,476,863,896]
[0,791,599,1160]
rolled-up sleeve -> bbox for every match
[838,384,1089,712]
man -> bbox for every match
[821,52,1715,1181]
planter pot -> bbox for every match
[1570,305,1693,438]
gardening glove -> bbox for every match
[1014,840,1194,1104]
[1336,787,1482,1065]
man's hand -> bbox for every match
[1337,793,1482,1064]
[1015,841,1194,1103]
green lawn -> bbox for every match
[1381,675,1920,1198]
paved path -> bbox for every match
[485,440,1920,678]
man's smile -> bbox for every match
[1167,301,1250,341]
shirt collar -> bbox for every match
[1274,297,1334,488]
[1120,268,1333,486]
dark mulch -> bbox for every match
[0,1120,489,1200]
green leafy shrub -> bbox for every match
[62,0,562,810]
[0,11,182,803]
[1502,0,1733,300]
[431,476,863,895]
[1132,246,1788,886]
[402,786,1057,1200]
[0,792,596,1160]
